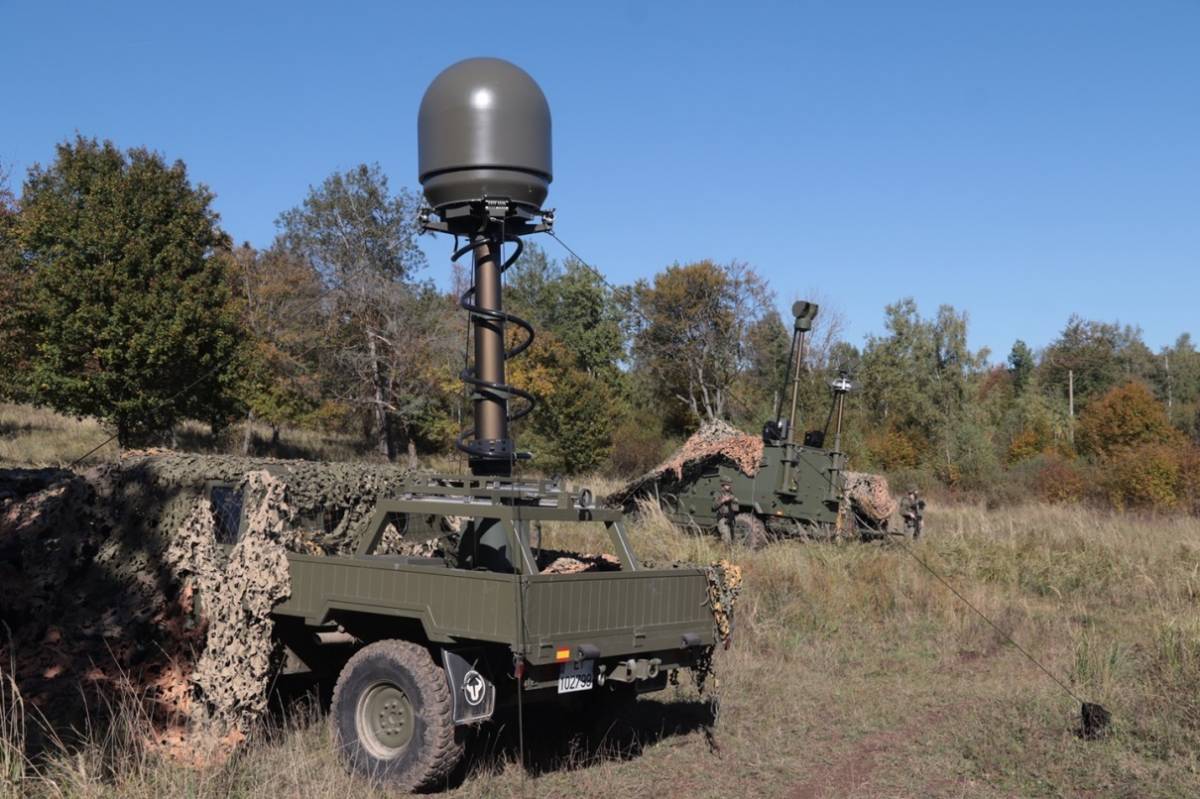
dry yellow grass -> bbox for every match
[0,403,118,467]
[3,500,1199,797]
[0,403,390,468]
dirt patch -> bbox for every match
[790,707,962,799]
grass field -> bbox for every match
[0,403,387,468]
[4,493,1199,798]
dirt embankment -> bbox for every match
[0,453,417,760]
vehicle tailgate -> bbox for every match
[520,567,714,663]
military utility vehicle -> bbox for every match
[263,472,721,791]
[616,302,898,546]
[254,58,733,791]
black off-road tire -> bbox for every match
[330,640,464,792]
[733,513,767,549]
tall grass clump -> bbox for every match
[0,672,27,799]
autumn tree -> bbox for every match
[627,260,773,427]
[8,138,241,445]
[229,242,325,453]
[1076,381,1179,460]
[277,164,431,462]
[375,282,463,464]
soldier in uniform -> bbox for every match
[902,487,925,539]
[713,479,738,544]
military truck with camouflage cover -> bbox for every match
[1,453,736,790]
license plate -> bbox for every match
[557,659,594,693]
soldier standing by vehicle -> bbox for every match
[713,479,738,544]
[902,487,925,539]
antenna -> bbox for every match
[783,300,819,443]
[417,58,555,477]
[773,300,820,495]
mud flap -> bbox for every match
[441,648,496,725]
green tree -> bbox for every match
[505,242,557,316]
[0,159,34,400]
[740,310,791,427]
[858,299,988,482]
[1154,333,1200,438]
[508,332,614,474]
[1040,316,1154,412]
[1000,376,1071,462]
[508,244,625,384]
[1007,339,1035,393]
[10,137,241,445]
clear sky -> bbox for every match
[3,0,1197,359]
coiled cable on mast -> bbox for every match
[450,230,536,458]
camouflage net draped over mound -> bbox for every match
[0,453,418,759]
[606,421,764,507]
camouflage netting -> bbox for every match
[605,420,764,508]
[843,471,899,525]
[0,453,420,759]
[161,471,294,754]
[0,467,73,507]
[537,551,621,575]
[675,558,743,745]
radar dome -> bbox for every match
[418,57,552,211]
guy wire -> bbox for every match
[552,228,1096,717]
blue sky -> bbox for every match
[3,0,1197,359]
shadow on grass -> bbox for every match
[267,677,714,788]
[463,697,715,778]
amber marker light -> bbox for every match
[555,648,571,662]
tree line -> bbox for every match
[1,138,1197,511]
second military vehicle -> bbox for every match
[611,302,900,546]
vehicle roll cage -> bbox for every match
[354,473,639,575]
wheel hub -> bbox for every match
[359,682,415,757]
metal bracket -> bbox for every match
[419,201,554,237]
